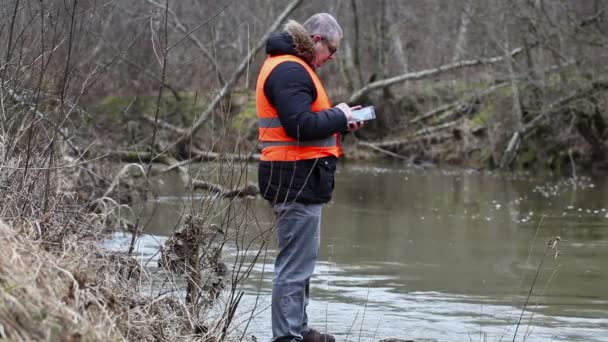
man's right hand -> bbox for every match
[334,103,361,122]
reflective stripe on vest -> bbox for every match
[260,135,337,148]
[258,117,282,128]
[256,54,342,161]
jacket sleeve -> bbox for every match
[264,62,347,141]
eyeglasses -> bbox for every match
[312,35,338,56]
[321,36,338,56]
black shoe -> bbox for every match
[302,328,335,342]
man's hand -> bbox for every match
[347,120,365,132]
[335,103,365,132]
[335,103,360,122]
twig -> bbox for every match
[512,236,561,342]
[166,0,236,52]
[145,0,226,85]
[358,286,371,342]
[220,290,244,341]
[344,309,360,341]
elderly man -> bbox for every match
[255,12,364,342]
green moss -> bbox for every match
[166,91,207,121]
[232,93,256,133]
[546,72,562,88]
[470,106,491,128]
[95,92,208,124]
[95,96,133,121]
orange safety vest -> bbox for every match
[256,54,342,161]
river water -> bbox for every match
[107,162,608,341]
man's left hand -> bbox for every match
[347,121,365,131]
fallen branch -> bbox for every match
[410,61,576,125]
[106,150,172,164]
[365,128,455,149]
[410,102,459,125]
[192,180,257,198]
[348,47,524,104]
[162,148,260,172]
[410,82,509,124]
[102,163,146,199]
[142,114,188,135]
[410,119,462,138]
[356,140,409,160]
[106,150,258,198]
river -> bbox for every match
[106,162,608,341]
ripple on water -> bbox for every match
[102,233,608,342]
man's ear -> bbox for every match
[311,35,322,43]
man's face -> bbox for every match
[311,34,340,69]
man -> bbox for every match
[256,13,364,342]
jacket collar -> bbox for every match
[265,20,315,67]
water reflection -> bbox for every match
[118,162,608,341]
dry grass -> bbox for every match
[0,214,202,341]
[0,135,243,341]
[0,220,123,341]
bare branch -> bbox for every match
[356,140,410,160]
[142,114,188,136]
[366,119,463,149]
[348,47,524,104]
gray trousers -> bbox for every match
[271,202,322,342]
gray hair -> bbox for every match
[302,13,343,41]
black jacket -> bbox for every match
[258,29,347,205]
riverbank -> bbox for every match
[90,75,608,176]
[0,135,245,341]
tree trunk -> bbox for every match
[350,0,363,88]
[499,7,524,169]
[392,29,409,73]
[452,0,473,62]
[378,0,390,80]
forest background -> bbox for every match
[1,0,607,341]
[2,0,606,170]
